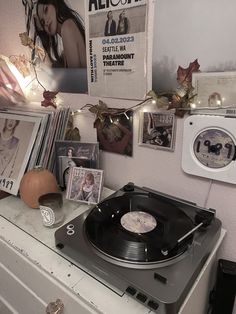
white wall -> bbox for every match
[1,0,236,268]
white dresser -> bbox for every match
[0,188,226,314]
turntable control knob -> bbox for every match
[123,182,135,192]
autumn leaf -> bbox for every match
[177,59,200,89]
[41,90,58,109]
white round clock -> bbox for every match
[182,115,236,184]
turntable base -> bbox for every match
[0,188,226,314]
[55,184,223,314]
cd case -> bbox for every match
[54,141,99,189]
[66,167,104,205]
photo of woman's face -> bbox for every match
[85,177,93,186]
[5,119,18,131]
[37,4,58,35]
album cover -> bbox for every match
[0,112,41,195]
[139,111,175,151]
[55,141,99,188]
[66,167,103,205]
[95,110,133,156]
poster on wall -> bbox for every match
[0,113,41,195]
[85,0,152,100]
[22,0,87,93]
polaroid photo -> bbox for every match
[139,111,176,151]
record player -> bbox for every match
[55,183,222,314]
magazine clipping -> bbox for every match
[85,0,152,100]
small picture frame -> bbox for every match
[66,167,104,205]
[139,111,175,151]
[192,71,236,116]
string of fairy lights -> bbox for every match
[71,97,157,123]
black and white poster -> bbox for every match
[86,0,153,99]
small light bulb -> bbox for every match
[190,103,196,109]
[6,83,12,89]
[77,109,82,113]
[151,99,156,105]
[109,116,113,123]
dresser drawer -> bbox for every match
[0,239,100,314]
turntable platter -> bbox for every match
[85,193,195,265]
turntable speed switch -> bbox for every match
[125,286,136,296]
[147,300,159,311]
[136,293,147,303]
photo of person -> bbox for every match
[104,11,116,36]
[22,0,87,93]
[208,92,222,107]
[88,5,146,38]
[0,119,20,178]
[117,10,130,35]
[77,172,96,202]
[60,146,77,189]
[66,167,103,204]
[95,111,133,156]
[34,0,86,68]
[140,112,175,151]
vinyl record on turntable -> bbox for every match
[84,193,195,265]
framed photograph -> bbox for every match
[66,167,104,205]
[0,113,41,195]
[55,141,99,189]
[192,72,236,116]
[95,110,133,156]
[139,111,175,151]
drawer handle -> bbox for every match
[46,299,64,314]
